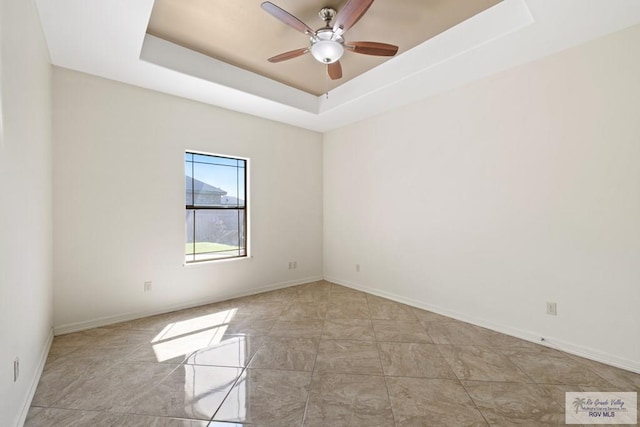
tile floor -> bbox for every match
[27,281,639,426]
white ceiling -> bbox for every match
[36,0,640,133]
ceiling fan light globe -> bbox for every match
[311,40,344,64]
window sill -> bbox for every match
[183,255,253,268]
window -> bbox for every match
[185,152,247,263]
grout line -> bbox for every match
[300,294,329,426]
[430,342,458,381]
[208,365,247,424]
[458,378,492,426]
[367,291,399,426]
[207,306,286,425]
[496,353,538,384]
[381,374,399,426]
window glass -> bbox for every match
[185,152,247,263]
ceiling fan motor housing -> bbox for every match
[310,29,344,63]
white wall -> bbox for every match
[52,68,323,331]
[0,0,53,425]
[324,24,640,371]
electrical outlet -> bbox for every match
[293,261,297,269]
[144,281,152,292]
[356,264,360,272]
[13,357,19,382]
[546,302,557,316]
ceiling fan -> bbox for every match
[261,0,399,80]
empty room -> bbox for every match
[1,0,639,425]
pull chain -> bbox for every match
[325,69,330,99]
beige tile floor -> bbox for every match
[27,281,639,426]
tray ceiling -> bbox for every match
[34,0,640,132]
[147,0,501,95]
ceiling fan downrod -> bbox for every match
[319,7,337,27]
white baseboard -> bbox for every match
[325,275,640,374]
[16,329,53,427]
[54,275,323,335]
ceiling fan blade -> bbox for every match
[261,2,314,36]
[332,0,374,34]
[328,61,343,80]
[346,41,398,56]
[268,48,309,63]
